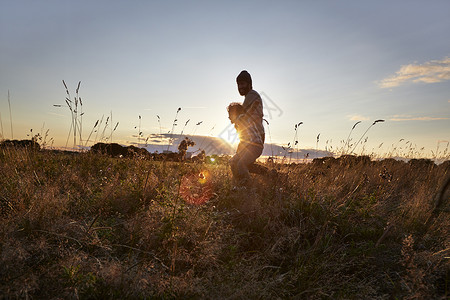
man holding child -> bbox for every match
[228,70,266,186]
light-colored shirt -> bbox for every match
[236,90,265,147]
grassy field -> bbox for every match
[0,148,449,299]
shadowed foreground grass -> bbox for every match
[0,149,448,299]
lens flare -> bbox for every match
[179,171,213,205]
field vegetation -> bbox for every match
[0,146,449,299]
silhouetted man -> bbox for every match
[229,70,265,186]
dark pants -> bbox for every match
[230,142,264,183]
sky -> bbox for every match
[1,0,449,158]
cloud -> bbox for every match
[390,116,449,121]
[348,115,370,121]
[378,57,450,88]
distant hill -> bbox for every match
[127,133,333,158]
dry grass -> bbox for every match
[0,148,448,299]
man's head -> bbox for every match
[227,102,244,124]
[236,70,252,96]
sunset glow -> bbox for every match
[1,1,449,159]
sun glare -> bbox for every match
[179,171,213,205]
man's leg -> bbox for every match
[235,143,263,183]
[229,151,242,183]
[248,163,269,175]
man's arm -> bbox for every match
[246,99,263,120]
[236,91,263,123]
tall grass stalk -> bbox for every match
[316,133,320,158]
[8,90,13,139]
[61,80,83,150]
[109,111,113,142]
[434,140,449,160]
[167,108,181,151]
[198,124,215,151]
[189,121,203,137]
[157,115,162,137]
[350,119,385,154]
[76,82,83,145]
[342,121,361,155]
[180,119,190,136]
[94,115,105,144]
[110,121,119,144]
[100,116,110,142]
[137,115,142,145]
[0,111,4,140]
[84,120,99,147]
[263,119,275,160]
[292,122,302,161]
[387,138,404,158]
